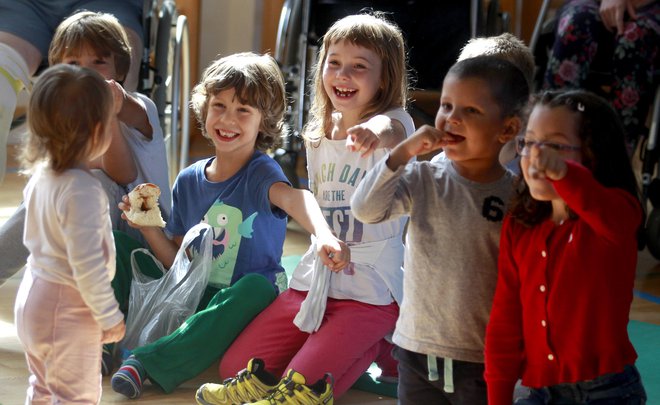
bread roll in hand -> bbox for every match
[125,183,166,227]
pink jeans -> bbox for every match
[14,270,103,404]
[220,288,399,397]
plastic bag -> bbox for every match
[121,223,212,350]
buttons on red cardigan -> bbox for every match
[539,285,546,292]
[541,250,547,258]
[541,319,547,327]
[547,353,555,361]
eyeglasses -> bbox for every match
[515,136,581,157]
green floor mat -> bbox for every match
[629,320,660,404]
[282,255,301,281]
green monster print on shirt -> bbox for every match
[201,201,257,288]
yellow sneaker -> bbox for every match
[246,369,334,405]
[196,358,280,405]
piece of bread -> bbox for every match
[125,183,166,227]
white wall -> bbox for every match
[198,0,263,75]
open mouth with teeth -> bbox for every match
[214,129,239,141]
[442,130,466,144]
[333,86,357,98]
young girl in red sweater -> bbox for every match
[485,89,647,405]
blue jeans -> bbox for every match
[515,365,646,404]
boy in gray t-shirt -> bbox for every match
[352,56,529,404]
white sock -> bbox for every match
[0,43,30,183]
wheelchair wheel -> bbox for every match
[275,0,302,69]
[274,0,307,188]
[645,208,660,260]
[152,1,191,184]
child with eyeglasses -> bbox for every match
[485,89,647,404]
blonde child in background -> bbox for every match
[0,11,171,291]
[14,64,125,405]
[352,55,530,404]
[110,52,348,399]
[458,32,536,90]
[196,13,415,405]
[49,10,171,235]
[485,89,646,405]
[437,32,535,171]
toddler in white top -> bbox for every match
[14,64,125,404]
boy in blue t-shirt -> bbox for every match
[111,52,349,398]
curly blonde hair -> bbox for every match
[305,12,409,142]
[190,52,287,151]
[20,64,113,173]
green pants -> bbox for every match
[133,273,276,393]
[113,230,277,393]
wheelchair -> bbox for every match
[138,0,191,185]
[272,0,511,188]
[531,0,660,259]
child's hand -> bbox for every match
[316,234,351,272]
[106,79,126,116]
[388,125,448,169]
[526,144,568,181]
[102,319,126,344]
[118,195,142,229]
[400,125,449,157]
[346,124,380,157]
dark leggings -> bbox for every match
[543,0,659,152]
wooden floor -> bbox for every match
[1,134,659,404]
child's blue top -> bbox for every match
[167,151,290,292]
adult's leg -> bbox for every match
[0,33,42,75]
[132,273,277,393]
[543,0,602,90]
[0,33,39,183]
[0,0,52,183]
[0,202,29,284]
[609,3,659,150]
